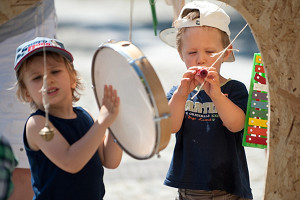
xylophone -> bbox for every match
[242,53,268,149]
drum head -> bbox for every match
[92,42,168,159]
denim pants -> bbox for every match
[176,189,252,200]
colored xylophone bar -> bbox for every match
[243,53,269,149]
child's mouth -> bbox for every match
[47,88,58,95]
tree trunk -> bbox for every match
[221,0,300,199]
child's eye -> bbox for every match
[188,51,197,55]
[32,75,42,81]
[51,70,61,74]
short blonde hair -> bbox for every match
[16,52,83,109]
[176,9,230,52]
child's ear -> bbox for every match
[70,77,77,89]
[24,89,32,102]
[223,44,232,62]
[71,81,76,89]
[69,72,77,89]
[178,49,184,61]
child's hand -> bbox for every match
[177,66,201,97]
[194,66,209,83]
[195,67,222,100]
[99,85,120,127]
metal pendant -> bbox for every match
[39,126,54,141]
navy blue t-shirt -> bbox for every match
[24,107,105,200]
[164,80,253,199]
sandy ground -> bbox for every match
[55,0,266,199]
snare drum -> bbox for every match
[91,41,171,159]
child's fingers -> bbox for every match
[112,89,120,108]
[183,69,197,78]
[103,85,120,112]
[103,85,112,108]
[103,85,111,100]
[206,71,219,82]
[111,88,116,102]
[188,66,200,71]
[194,74,204,82]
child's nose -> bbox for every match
[196,53,206,65]
[46,74,54,84]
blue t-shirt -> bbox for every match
[164,80,253,199]
[24,107,105,200]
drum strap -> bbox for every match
[129,0,134,42]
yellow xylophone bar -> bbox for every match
[248,117,268,128]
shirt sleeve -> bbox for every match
[225,80,249,113]
[166,86,178,101]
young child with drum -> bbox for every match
[14,37,122,199]
[160,1,253,199]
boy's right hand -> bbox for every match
[177,66,201,97]
[99,85,120,128]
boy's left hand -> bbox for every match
[195,67,222,100]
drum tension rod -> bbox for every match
[156,153,161,158]
[154,113,170,122]
[130,56,147,63]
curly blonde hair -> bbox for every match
[15,52,83,109]
[176,9,230,52]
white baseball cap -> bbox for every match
[160,1,235,62]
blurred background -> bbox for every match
[55,0,266,199]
